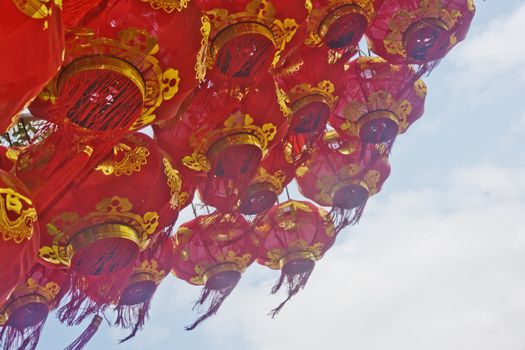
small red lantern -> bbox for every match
[0,0,64,132]
[172,212,256,330]
[255,200,336,315]
[196,0,308,83]
[115,236,174,343]
[0,265,67,350]
[0,170,39,304]
[330,56,427,152]
[296,130,391,228]
[366,0,475,66]
[32,133,180,325]
[239,142,297,215]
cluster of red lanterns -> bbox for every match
[0,0,474,348]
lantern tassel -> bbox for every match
[115,300,150,343]
[330,199,368,233]
[63,315,103,350]
[185,281,240,331]
[0,316,47,350]
[269,268,314,318]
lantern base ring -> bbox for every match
[2,294,49,325]
[279,251,316,270]
[69,223,140,255]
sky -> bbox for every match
[38,1,525,349]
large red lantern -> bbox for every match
[195,0,308,83]
[172,213,256,329]
[0,170,39,304]
[330,56,427,152]
[366,0,475,66]
[255,200,336,315]
[304,0,383,50]
[33,133,180,325]
[115,236,174,343]
[0,265,67,350]
[0,0,64,132]
[296,130,391,229]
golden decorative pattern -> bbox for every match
[39,196,159,266]
[383,0,464,58]
[38,27,180,129]
[190,250,252,285]
[162,157,188,210]
[0,188,36,243]
[133,259,167,284]
[95,143,150,176]
[195,15,211,81]
[264,239,325,270]
[182,112,277,172]
[288,80,338,108]
[251,167,287,194]
[313,166,361,205]
[139,0,189,13]
[12,0,62,28]
[26,278,61,301]
[304,0,375,47]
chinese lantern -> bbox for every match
[115,236,174,343]
[238,142,297,215]
[34,133,180,325]
[330,56,427,153]
[172,212,256,329]
[296,131,391,229]
[0,0,64,132]
[255,200,336,316]
[304,0,383,51]
[366,0,475,67]
[0,265,67,350]
[0,170,39,304]
[196,0,308,84]
[272,46,344,163]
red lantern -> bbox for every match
[172,212,256,329]
[255,200,336,316]
[115,236,174,343]
[304,0,383,51]
[272,46,344,163]
[33,133,180,325]
[196,0,308,83]
[0,265,67,350]
[0,170,39,304]
[296,130,391,228]
[330,56,427,152]
[366,0,475,66]
[239,142,297,215]
[0,0,64,132]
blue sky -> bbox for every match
[39,1,525,349]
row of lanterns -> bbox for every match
[0,0,475,349]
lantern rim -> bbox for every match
[318,4,368,49]
[207,133,263,165]
[69,223,141,255]
[279,251,316,270]
[2,294,49,327]
[402,18,450,61]
[357,109,400,143]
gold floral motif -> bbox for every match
[139,0,188,13]
[252,167,287,194]
[162,157,187,210]
[195,15,211,81]
[414,79,428,99]
[383,0,464,58]
[288,80,338,108]
[38,27,180,129]
[304,0,375,47]
[264,239,324,269]
[190,250,252,285]
[363,169,381,195]
[95,143,150,176]
[182,112,277,172]
[204,0,299,69]
[26,278,60,301]
[39,196,158,266]
[0,188,36,243]
[12,0,62,28]
[313,165,361,205]
[133,259,167,284]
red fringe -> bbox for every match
[269,268,313,318]
[0,317,47,350]
[115,299,151,343]
[329,199,367,233]
[63,315,103,350]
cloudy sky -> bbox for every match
[39,1,525,349]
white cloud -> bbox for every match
[188,164,525,350]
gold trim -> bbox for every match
[245,181,278,198]
[207,133,263,163]
[291,93,330,116]
[202,262,241,285]
[139,0,189,13]
[318,4,367,40]
[58,55,146,100]
[69,223,140,253]
[128,272,157,286]
[2,295,49,325]
[132,259,167,285]
[279,251,316,269]
[356,110,400,136]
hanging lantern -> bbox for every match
[172,212,256,330]
[34,133,181,325]
[0,0,64,132]
[366,0,475,66]
[196,0,308,83]
[239,142,297,215]
[0,170,38,304]
[115,236,174,343]
[255,200,335,316]
[304,0,383,50]
[296,130,390,229]
[272,46,343,163]
[0,265,67,350]
[330,56,427,153]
